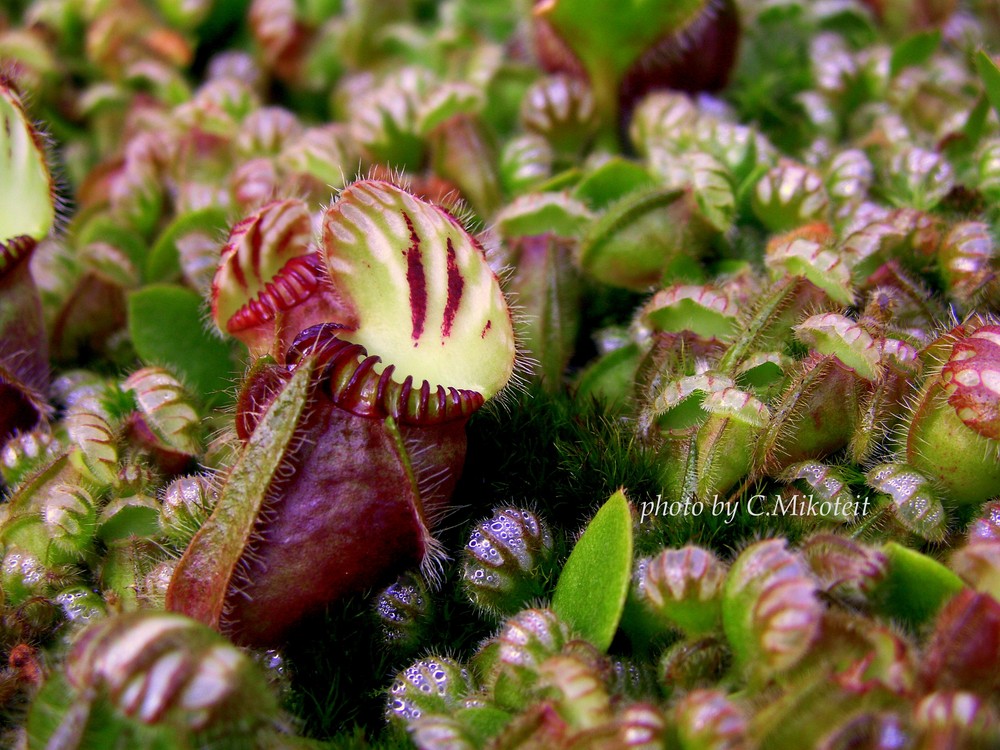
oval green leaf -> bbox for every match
[127,284,239,407]
[890,30,940,79]
[552,489,633,651]
[976,51,1000,122]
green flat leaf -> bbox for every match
[552,489,633,651]
[964,96,990,144]
[535,0,708,127]
[976,51,1000,122]
[872,542,964,628]
[127,284,239,407]
[757,3,801,24]
[890,30,940,78]
[944,96,990,161]
[816,4,877,45]
[536,0,705,84]
[146,207,229,283]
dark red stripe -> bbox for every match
[442,237,464,338]
[402,211,427,343]
[229,245,247,290]
[249,222,264,282]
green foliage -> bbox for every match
[535,0,706,126]
[552,490,633,651]
[976,51,1000,122]
[889,29,940,78]
[127,285,239,407]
